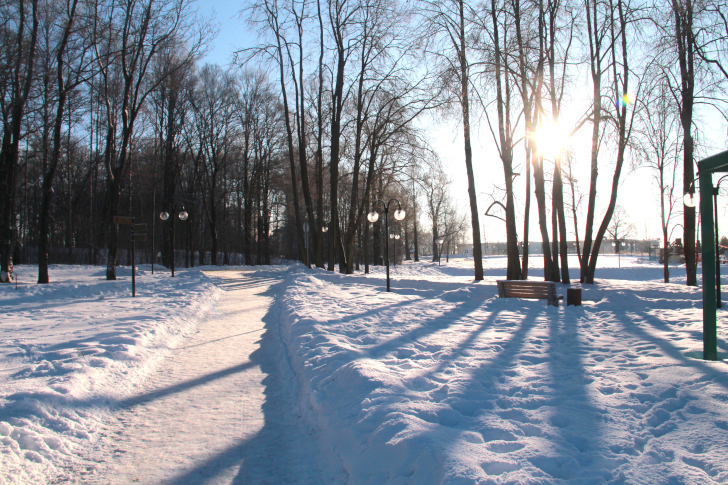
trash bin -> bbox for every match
[567,288,582,306]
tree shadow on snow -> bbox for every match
[370,298,606,482]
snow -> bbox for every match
[2,257,728,484]
[1,265,221,483]
[280,256,728,483]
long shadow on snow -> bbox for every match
[0,267,315,482]
[395,299,605,481]
[539,308,607,481]
[393,304,545,477]
[0,338,258,424]
[576,279,728,391]
[166,267,323,485]
[313,288,496,370]
[617,308,728,392]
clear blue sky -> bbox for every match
[196,0,255,68]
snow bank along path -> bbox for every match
[0,265,320,484]
[86,268,321,484]
[0,266,220,483]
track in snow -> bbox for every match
[85,268,321,484]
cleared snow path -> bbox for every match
[86,268,321,484]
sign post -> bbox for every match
[113,216,134,225]
[112,217,147,297]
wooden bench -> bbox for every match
[497,280,562,307]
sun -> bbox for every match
[532,121,571,158]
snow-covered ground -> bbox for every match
[1,265,221,483]
[2,256,728,484]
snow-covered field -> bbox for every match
[2,256,728,484]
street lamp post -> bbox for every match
[390,233,401,267]
[304,221,310,268]
[368,199,406,292]
[321,223,329,267]
[160,205,188,277]
[152,190,155,274]
[436,236,445,266]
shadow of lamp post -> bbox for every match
[159,205,188,277]
[368,199,405,292]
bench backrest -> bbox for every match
[497,280,558,306]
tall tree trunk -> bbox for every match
[315,0,326,268]
[292,3,319,268]
[513,0,532,280]
[551,177,560,280]
[39,0,78,284]
[329,38,346,271]
[270,3,306,264]
[459,0,484,280]
[555,155,570,283]
[1,0,38,283]
[581,0,603,282]
[672,0,697,286]
[532,0,555,282]
[533,153,556,281]
[585,0,632,283]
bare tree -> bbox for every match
[606,205,636,267]
[420,0,484,280]
[0,0,38,283]
[188,65,238,265]
[150,46,196,270]
[579,0,609,282]
[581,0,642,283]
[669,0,698,285]
[483,0,523,280]
[421,159,450,261]
[37,0,94,283]
[93,0,206,280]
[639,76,681,282]
[544,0,576,284]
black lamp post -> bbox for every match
[390,233,401,267]
[160,205,188,277]
[321,223,329,266]
[303,221,310,268]
[368,199,405,292]
[436,236,445,266]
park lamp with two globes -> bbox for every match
[159,206,188,277]
[367,200,405,292]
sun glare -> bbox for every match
[533,122,570,158]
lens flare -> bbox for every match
[617,93,632,109]
[533,122,570,158]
